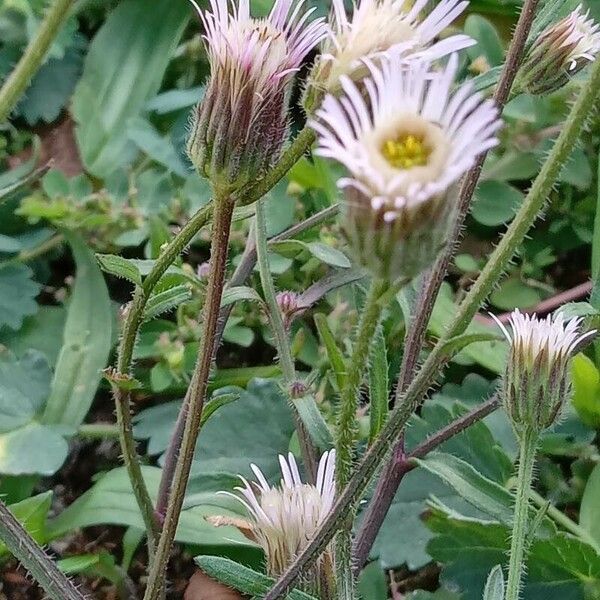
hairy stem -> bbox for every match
[0,500,87,600]
[143,196,235,600]
[505,427,538,600]
[263,52,600,600]
[254,197,317,479]
[117,125,315,544]
[0,0,73,122]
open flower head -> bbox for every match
[311,55,501,281]
[520,5,600,95]
[187,0,328,192]
[224,450,336,579]
[493,310,596,433]
[306,0,474,107]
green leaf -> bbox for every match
[368,325,389,444]
[415,453,515,524]
[72,0,189,177]
[43,233,113,427]
[47,467,254,549]
[0,264,40,331]
[96,253,143,286]
[0,492,52,556]
[134,390,240,455]
[483,566,505,600]
[471,181,523,227]
[195,556,317,600]
[429,284,507,374]
[438,332,503,359]
[306,241,350,268]
[465,15,504,67]
[314,313,347,390]
[143,284,192,321]
[358,562,388,600]
[221,286,264,308]
[571,354,600,429]
[0,350,51,433]
[293,394,334,451]
[580,463,600,548]
[145,86,204,114]
[490,278,542,310]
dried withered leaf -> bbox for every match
[205,515,257,543]
[184,569,245,600]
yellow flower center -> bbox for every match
[381,134,431,169]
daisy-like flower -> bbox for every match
[305,0,474,108]
[187,0,328,192]
[310,55,501,281]
[492,309,596,433]
[225,451,336,581]
[519,5,600,95]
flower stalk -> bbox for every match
[505,426,538,600]
[143,195,235,600]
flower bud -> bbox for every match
[276,290,302,328]
[304,0,474,111]
[493,310,596,434]
[519,5,600,95]
[310,56,501,282]
[220,451,336,594]
[187,0,327,192]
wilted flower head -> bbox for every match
[493,310,596,433]
[310,55,501,281]
[519,5,600,95]
[187,0,328,192]
[306,0,473,107]
[225,451,336,578]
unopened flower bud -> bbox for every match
[304,0,474,111]
[197,261,210,281]
[310,56,501,282]
[493,310,596,434]
[276,290,301,328]
[519,5,600,95]
[187,0,327,193]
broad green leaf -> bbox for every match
[490,277,541,310]
[0,350,51,433]
[72,0,189,176]
[0,492,52,556]
[134,390,241,455]
[580,463,600,547]
[47,467,254,549]
[145,86,204,114]
[438,332,503,359]
[0,264,40,331]
[482,566,505,600]
[358,562,388,600]
[96,253,143,286]
[471,180,523,227]
[0,422,69,475]
[195,556,317,600]
[43,233,113,427]
[368,325,389,444]
[571,354,600,429]
[271,239,351,268]
[465,15,504,67]
[428,509,600,600]
[143,284,192,321]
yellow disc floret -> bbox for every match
[381,133,430,169]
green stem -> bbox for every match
[335,278,388,600]
[0,0,73,122]
[143,196,235,600]
[0,499,86,600]
[262,55,600,600]
[77,423,120,439]
[254,197,317,481]
[506,427,538,600]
